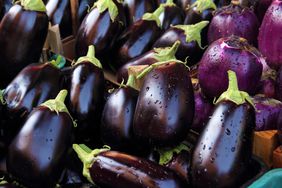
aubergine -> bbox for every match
[75,0,126,60]
[133,60,194,147]
[73,144,186,187]
[69,46,104,145]
[78,0,95,24]
[191,70,255,188]
[153,21,209,65]
[7,90,74,188]
[46,0,73,38]
[0,0,49,87]
[276,66,282,101]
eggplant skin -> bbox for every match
[0,4,48,87]
[89,151,186,188]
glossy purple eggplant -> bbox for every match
[191,71,255,188]
[7,90,74,188]
[0,0,48,87]
[75,0,126,60]
[78,0,95,24]
[46,0,73,38]
[153,21,209,65]
[133,61,194,147]
[69,46,105,145]
[73,144,186,188]
[175,0,193,11]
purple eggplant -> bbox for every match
[7,90,74,188]
[256,78,276,98]
[258,0,282,69]
[133,60,194,147]
[153,21,209,65]
[117,41,180,83]
[191,70,255,188]
[75,0,126,60]
[255,0,272,22]
[208,1,259,45]
[0,183,18,188]
[0,0,49,87]
[73,144,186,187]
[198,35,263,99]
[2,0,13,15]
[175,0,193,11]
[78,0,95,24]
[69,46,105,145]
[276,66,282,101]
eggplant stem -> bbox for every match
[142,5,164,27]
[126,74,137,90]
[0,90,6,105]
[55,90,67,103]
[191,0,217,13]
[153,40,180,62]
[74,45,102,69]
[50,55,65,69]
[20,0,46,12]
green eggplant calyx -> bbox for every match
[74,45,102,69]
[142,5,164,28]
[172,21,209,49]
[21,0,46,12]
[0,89,6,105]
[157,143,190,165]
[126,74,138,90]
[72,144,111,184]
[50,55,66,69]
[215,70,255,107]
[92,0,121,22]
[191,0,217,13]
[153,40,180,62]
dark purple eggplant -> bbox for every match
[175,0,193,11]
[117,41,180,83]
[114,6,163,67]
[78,0,95,24]
[256,78,276,98]
[73,144,186,187]
[0,0,49,87]
[2,0,12,16]
[123,0,157,25]
[153,21,209,65]
[0,183,18,188]
[69,46,105,145]
[276,66,282,101]
[191,70,255,188]
[75,0,126,60]
[133,60,194,147]
[46,0,73,38]
[216,0,231,7]
[7,90,74,188]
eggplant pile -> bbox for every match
[0,0,282,187]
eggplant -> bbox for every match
[0,0,49,87]
[2,0,12,16]
[78,0,95,24]
[276,66,282,101]
[116,41,180,83]
[114,6,163,67]
[198,35,263,99]
[208,1,259,45]
[133,60,194,147]
[69,46,105,145]
[123,0,157,25]
[258,0,282,69]
[46,0,73,38]
[191,70,255,188]
[75,0,126,60]
[153,21,209,65]
[175,0,193,11]
[7,90,74,188]
[0,183,18,188]
[73,144,186,187]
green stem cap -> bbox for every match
[126,74,138,90]
[74,45,102,69]
[172,21,209,49]
[191,0,217,13]
[153,40,180,62]
[92,0,122,22]
[142,5,164,28]
[20,0,46,12]
[50,55,66,69]
[157,143,190,165]
[214,70,254,107]
[0,90,5,105]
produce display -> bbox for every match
[1,0,282,187]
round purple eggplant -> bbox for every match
[208,2,259,45]
[153,21,209,65]
[75,0,126,60]
[133,61,194,147]
[198,35,263,99]
[191,71,256,188]
[7,90,74,188]
[73,144,186,187]
[0,0,49,87]
[69,46,105,145]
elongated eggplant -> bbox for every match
[133,60,194,147]
[117,41,180,83]
[75,0,126,60]
[73,144,186,188]
[46,0,73,38]
[69,46,104,145]
[7,90,74,188]
[0,0,48,87]
[114,6,163,67]
[153,21,209,65]
[191,71,255,188]
[78,0,95,24]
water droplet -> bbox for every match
[146,87,150,91]
[203,145,206,150]
[225,128,231,135]
[231,147,236,152]
[210,157,215,163]
[204,168,207,172]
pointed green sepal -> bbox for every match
[142,5,164,28]
[157,143,190,165]
[172,21,209,49]
[153,41,180,62]
[214,70,255,108]
[91,0,122,22]
[21,0,46,12]
[126,74,138,90]
[191,0,217,13]
[72,144,111,184]
[74,45,102,69]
